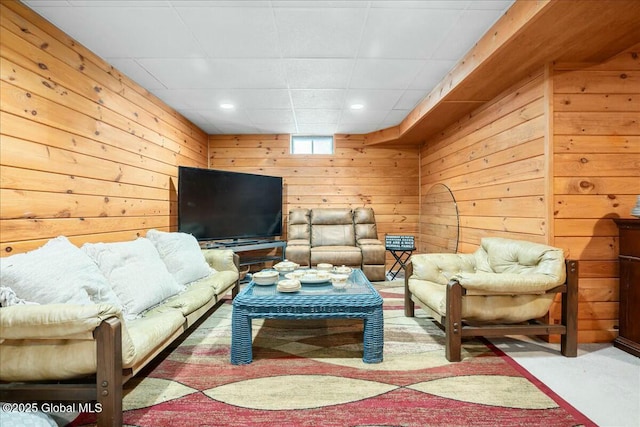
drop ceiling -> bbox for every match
[22,0,515,135]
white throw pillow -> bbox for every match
[146,229,213,286]
[0,236,120,307]
[82,238,184,319]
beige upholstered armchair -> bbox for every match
[405,237,578,362]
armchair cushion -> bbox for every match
[410,253,476,285]
[481,237,566,282]
[452,272,563,294]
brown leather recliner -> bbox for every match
[285,208,386,281]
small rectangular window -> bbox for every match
[291,135,334,154]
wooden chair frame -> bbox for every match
[405,259,579,362]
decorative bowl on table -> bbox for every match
[273,260,300,273]
[333,265,352,275]
[316,263,333,272]
[253,270,279,285]
[287,269,331,283]
[330,273,350,289]
[277,279,301,293]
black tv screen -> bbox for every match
[178,167,283,241]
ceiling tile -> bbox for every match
[432,9,506,60]
[380,109,410,128]
[359,7,462,59]
[295,109,341,124]
[30,6,204,58]
[394,90,427,110]
[339,109,388,125]
[178,110,221,133]
[284,59,354,89]
[230,89,293,109]
[107,58,166,91]
[257,123,298,134]
[369,1,470,9]
[297,124,337,135]
[290,89,346,109]
[343,89,404,110]
[23,0,72,6]
[349,59,424,90]
[408,59,456,90]
[274,7,367,58]
[137,58,287,89]
[246,109,296,125]
[175,6,280,58]
[173,1,270,7]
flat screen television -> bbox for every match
[178,166,283,241]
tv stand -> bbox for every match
[201,239,286,268]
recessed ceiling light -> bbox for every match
[350,103,364,110]
[220,103,234,110]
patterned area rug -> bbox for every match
[73,282,594,427]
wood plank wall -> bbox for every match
[419,68,549,254]
[0,1,208,256]
[552,43,640,342]
[208,134,420,267]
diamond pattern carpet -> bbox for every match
[72,282,595,427]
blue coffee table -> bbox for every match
[231,269,383,364]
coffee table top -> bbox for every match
[233,268,382,310]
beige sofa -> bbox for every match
[405,237,578,361]
[285,207,386,281]
[0,230,239,426]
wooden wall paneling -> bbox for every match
[209,134,420,269]
[419,69,548,253]
[0,1,208,255]
[551,43,640,342]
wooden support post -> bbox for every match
[561,259,579,357]
[94,317,123,427]
[445,280,463,362]
[404,262,415,317]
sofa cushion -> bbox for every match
[310,208,353,225]
[310,246,362,266]
[312,225,355,247]
[0,236,120,307]
[82,238,184,320]
[146,229,213,286]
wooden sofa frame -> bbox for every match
[405,259,579,362]
[0,259,240,427]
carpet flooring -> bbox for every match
[72,283,595,427]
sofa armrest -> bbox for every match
[452,271,563,294]
[0,303,122,340]
[202,249,239,273]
